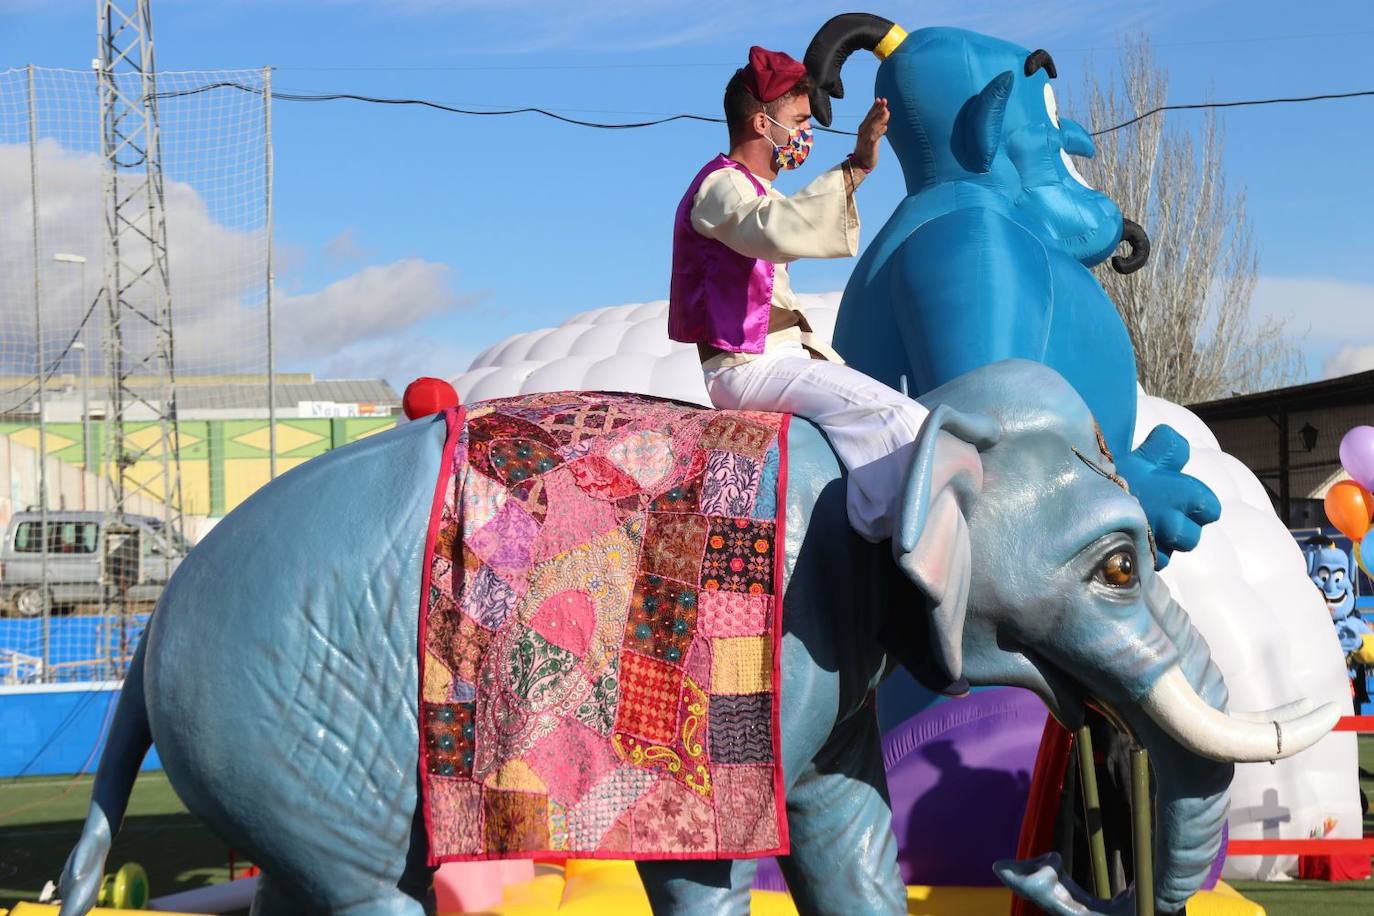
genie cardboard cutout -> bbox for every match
[807,14,1220,566]
[1301,535,1373,667]
[1304,536,1357,624]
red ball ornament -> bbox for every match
[402,377,460,420]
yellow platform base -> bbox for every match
[0,867,1262,916]
[1,905,207,916]
[447,859,1264,916]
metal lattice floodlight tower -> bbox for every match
[98,0,183,673]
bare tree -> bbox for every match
[1082,38,1301,403]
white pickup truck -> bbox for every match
[0,511,188,617]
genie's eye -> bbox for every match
[1318,569,1331,583]
[1098,550,1136,589]
[1043,84,1060,128]
[1333,569,1345,583]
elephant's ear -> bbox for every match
[895,406,1002,683]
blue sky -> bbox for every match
[3,0,1373,389]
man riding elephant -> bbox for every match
[669,43,936,546]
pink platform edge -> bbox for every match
[434,858,536,912]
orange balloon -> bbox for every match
[1324,479,1374,541]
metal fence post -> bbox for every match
[1075,726,1112,899]
[264,65,276,480]
[28,64,52,680]
[1131,747,1154,916]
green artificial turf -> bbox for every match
[0,770,248,910]
[1229,880,1374,916]
[1231,734,1374,914]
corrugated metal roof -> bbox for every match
[1189,369,1374,419]
[128,379,398,409]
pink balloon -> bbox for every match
[1340,426,1374,492]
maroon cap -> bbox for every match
[743,45,807,103]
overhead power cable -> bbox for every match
[1088,89,1374,136]
[153,81,861,133]
[153,80,1374,138]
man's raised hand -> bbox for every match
[852,98,890,171]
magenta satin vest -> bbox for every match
[667,155,775,354]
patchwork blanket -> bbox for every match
[419,391,791,863]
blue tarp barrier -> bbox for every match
[0,682,162,778]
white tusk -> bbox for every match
[1140,667,1342,763]
[1231,698,1316,723]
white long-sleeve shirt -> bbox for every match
[689,162,860,365]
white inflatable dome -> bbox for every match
[1136,394,1356,880]
[452,297,1355,880]
[456,295,839,407]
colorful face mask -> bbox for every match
[765,114,813,171]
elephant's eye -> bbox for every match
[1098,550,1136,589]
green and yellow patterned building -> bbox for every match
[1,375,400,518]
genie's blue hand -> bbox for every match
[1115,425,1222,570]
[1336,619,1367,656]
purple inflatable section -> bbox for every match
[753,687,1047,891]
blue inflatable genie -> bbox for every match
[805,14,1220,567]
[1302,535,1372,662]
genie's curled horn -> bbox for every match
[1113,218,1151,274]
[1024,49,1057,78]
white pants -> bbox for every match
[703,347,930,542]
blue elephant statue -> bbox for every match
[805,14,1221,567]
[58,362,1335,916]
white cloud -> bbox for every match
[0,139,267,377]
[0,139,473,391]
[1251,275,1374,344]
[320,330,480,391]
[273,259,467,358]
[1249,275,1374,379]
[322,227,373,264]
[1322,346,1374,379]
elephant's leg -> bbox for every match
[245,812,432,916]
[636,858,758,916]
[778,704,904,915]
[248,874,298,916]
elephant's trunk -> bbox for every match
[1089,579,1226,912]
[998,583,1236,914]
[1119,705,1232,911]
[1120,578,1330,911]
